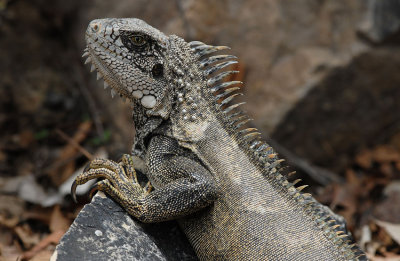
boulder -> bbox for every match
[52,193,197,261]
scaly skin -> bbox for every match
[72,18,367,260]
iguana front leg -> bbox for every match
[72,135,219,223]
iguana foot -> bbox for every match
[71,154,147,215]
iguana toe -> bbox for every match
[72,156,144,203]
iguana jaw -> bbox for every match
[83,21,132,101]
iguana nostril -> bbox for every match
[92,23,99,32]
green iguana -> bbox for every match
[72,18,367,260]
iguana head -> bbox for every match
[84,18,242,142]
[84,18,179,118]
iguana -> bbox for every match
[72,18,367,260]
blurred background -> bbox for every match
[1,0,400,260]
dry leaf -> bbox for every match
[18,130,34,148]
[14,224,40,249]
[355,149,373,169]
[0,244,21,261]
[47,121,93,186]
[20,230,64,261]
[30,249,55,261]
[375,220,400,245]
[370,255,400,261]
[49,205,70,233]
[372,146,400,163]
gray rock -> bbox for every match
[53,194,198,261]
[272,47,400,172]
[359,0,400,42]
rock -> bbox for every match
[53,193,197,261]
[173,0,372,132]
[358,0,400,43]
[272,47,400,172]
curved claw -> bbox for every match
[88,182,100,200]
[83,162,91,173]
[71,180,78,203]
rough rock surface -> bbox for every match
[53,194,197,261]
[272,47,400,171]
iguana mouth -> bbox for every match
[82,35,131,102]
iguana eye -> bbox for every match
[131,35,145,46]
